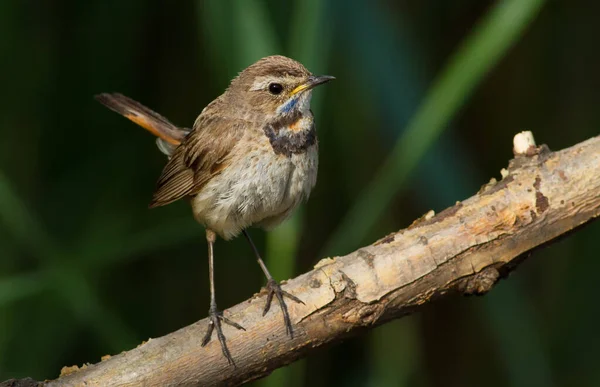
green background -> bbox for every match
[1,1,599,386]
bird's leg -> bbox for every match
[201,229,245,366]
[242,230,304,338]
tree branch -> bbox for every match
[5,134,599,387]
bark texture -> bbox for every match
[4,135,600,387]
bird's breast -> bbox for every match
[263,115,316,157]
[191,129,318,240]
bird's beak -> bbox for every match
[291,75,335,95]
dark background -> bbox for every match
[1,1,599,386]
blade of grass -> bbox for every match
[288,0,331,72]
[82,217,201,267]
[0,272,45,306]
[334,2,437,385]
[367,318,421,387]
[327,4,548,384]
[0,170,136,352]
[0,170,59,260]
[484,280,555,387]
[321,0,546,257]
[49,265,139,350]
[232,0,279,65]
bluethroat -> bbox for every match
[96,55,334,365]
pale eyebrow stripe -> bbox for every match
[250,76,277,91]
[249,75,300,91]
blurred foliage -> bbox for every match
[1,1,599,386]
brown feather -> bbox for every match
[95,93,190,144]
[149,98,247,208]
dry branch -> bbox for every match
[4,134,600,387]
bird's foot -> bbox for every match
[263,278,305,338]
[201,304,245,366]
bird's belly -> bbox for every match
[191,144,318,240]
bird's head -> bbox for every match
[225,55,334,121]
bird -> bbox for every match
[95,55,334,365]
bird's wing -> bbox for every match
[149,105,247,208]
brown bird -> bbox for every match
[96,55,334,365]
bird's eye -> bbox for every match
[268,83,283,95]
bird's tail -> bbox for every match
[95,93,191,156]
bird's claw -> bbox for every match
[201,305,245,366]
[263,278,304,338]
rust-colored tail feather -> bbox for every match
[95,93,190,145]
